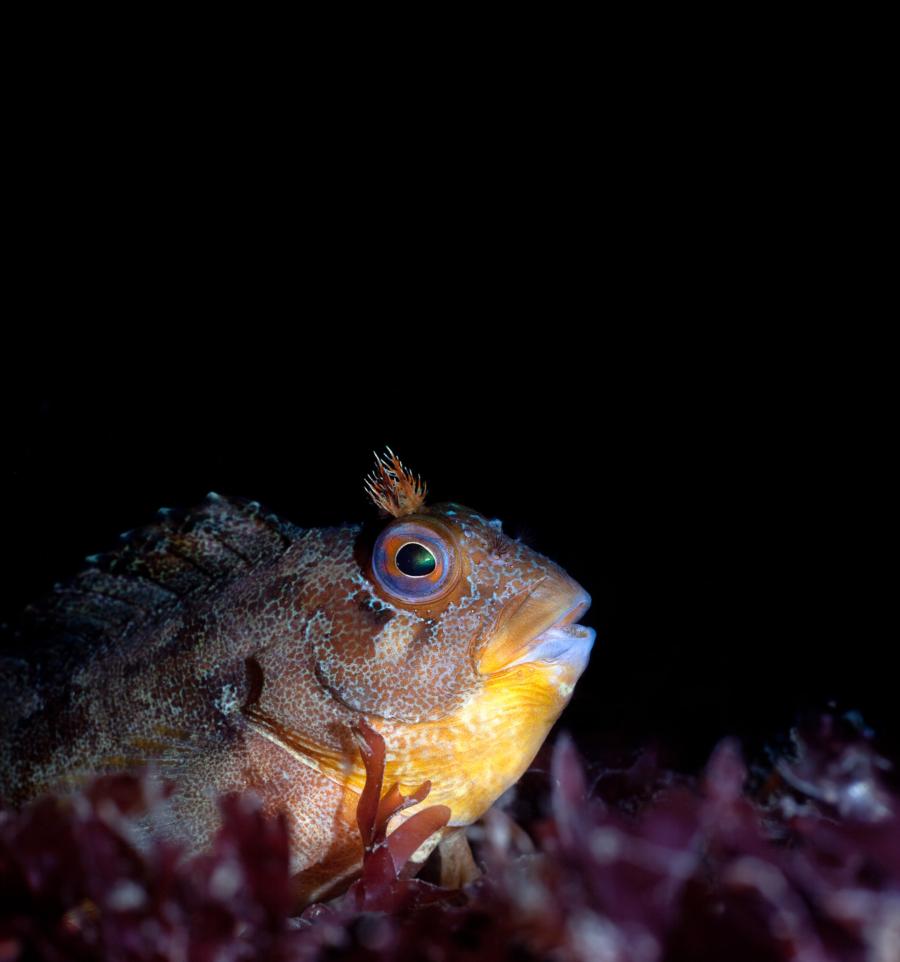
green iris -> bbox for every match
[396,541,437,577]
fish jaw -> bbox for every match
[502,621,596,676]
[477,571,594,677]
[368,576,596,826]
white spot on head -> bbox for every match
[215,684,240,715]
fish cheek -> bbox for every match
[311,603,474,724]
[310,600,399,709]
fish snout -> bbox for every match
[478,573,595,675]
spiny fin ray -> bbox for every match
[6,494,302,678]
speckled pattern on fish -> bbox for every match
[0,452,595,904]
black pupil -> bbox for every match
[396,542,436,577]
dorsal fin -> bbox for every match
[7,493,302,678]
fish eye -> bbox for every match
[371,518,459,605]
[395,542,436,577]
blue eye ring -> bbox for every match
[371,518,459,605]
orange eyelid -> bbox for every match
[381,517,459,556]
[391,515,457,539]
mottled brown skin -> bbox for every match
[0,490,594,904]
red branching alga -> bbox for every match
[1,714,898,961]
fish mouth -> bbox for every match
[505,599,596,672]
[478,581,596,675]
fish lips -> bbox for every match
[478,584,596,676]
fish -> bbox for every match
[0,451,595,903]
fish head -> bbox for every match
[368,501,594,695]
[254,453,596,829]
[312,498,595,724]
[304,452,595,824]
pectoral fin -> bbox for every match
[241,656,365,792]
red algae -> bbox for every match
[1,713,899,962]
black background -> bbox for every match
[2,70,892,773]
[3,345,893,774]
